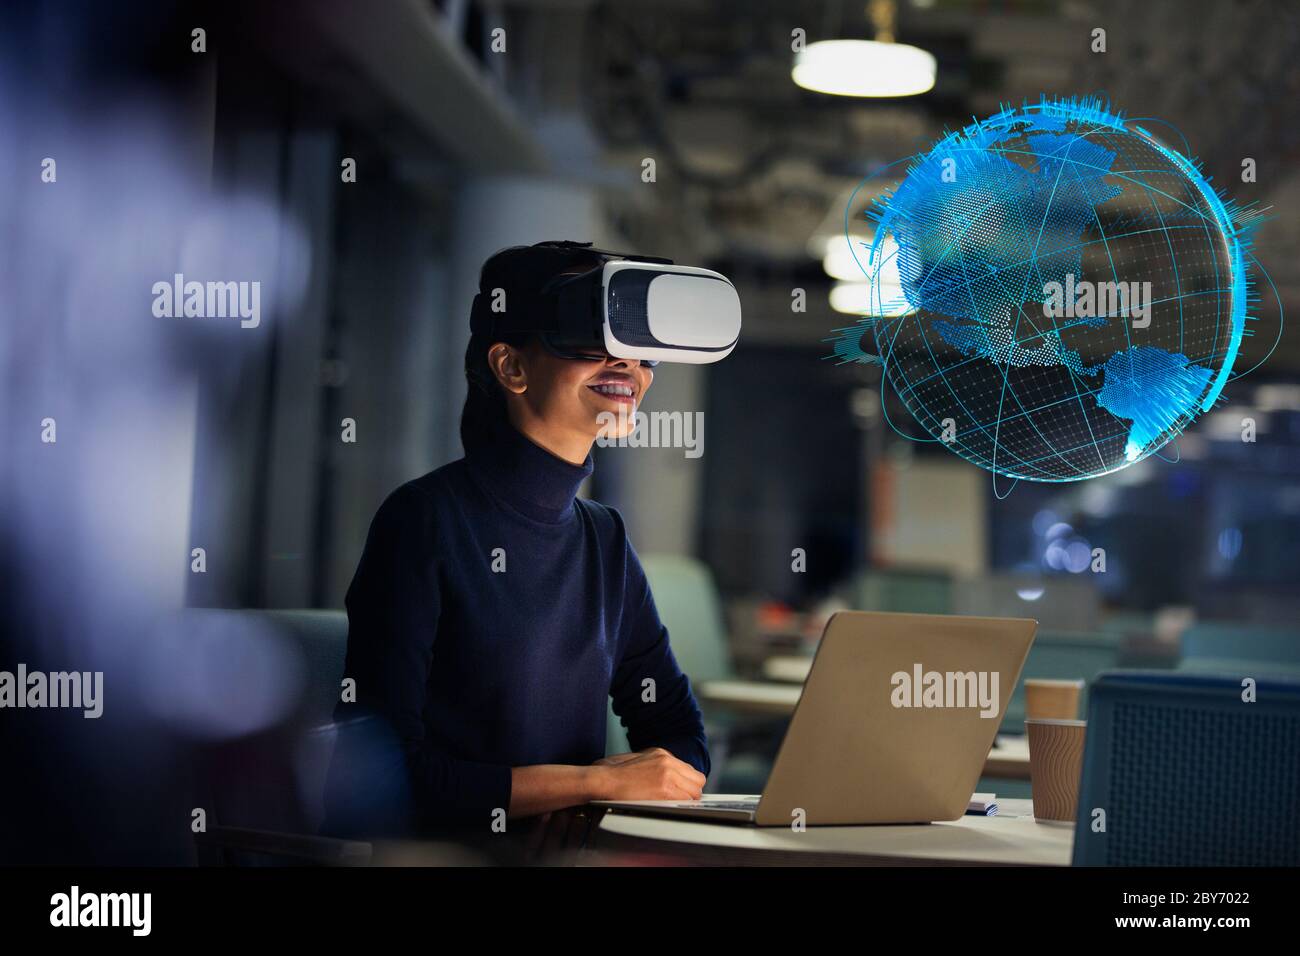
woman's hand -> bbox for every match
[590,747,706,801]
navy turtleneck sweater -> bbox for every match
[326,411,709,835]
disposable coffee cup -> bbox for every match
[1026,718,1086,823]
[1024,678,1084,721]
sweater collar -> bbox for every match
[464,412,593,523]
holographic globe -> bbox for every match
[831,97,1256,482]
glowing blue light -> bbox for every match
[1065,541,1092,573]
[1045,542,1066,570]
[1032,509,1059,536]
[1217,527,1243,561]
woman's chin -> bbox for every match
[588,397,638,422]
[591,410,639,441]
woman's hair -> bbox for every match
[459,244,603,452]
[459,327,533,452]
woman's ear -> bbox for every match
[486,342,528,395]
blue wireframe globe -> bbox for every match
[834,97,1253,482]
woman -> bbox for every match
[324,241,708,839]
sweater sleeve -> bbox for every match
[334,484,512,829]
[608,537,712,777]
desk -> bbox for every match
[698,679,801,715]
[984,734,1031,779]
[590,798,1072,866]
[761,655,814,683]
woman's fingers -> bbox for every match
[660,754,706,797]
[669,767,705,800]
[671,762,707,792]
[674,781,704,801]
[597,747,708,800]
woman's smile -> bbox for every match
[586,372,639,407]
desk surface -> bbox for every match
[698,678,802,714]
[594,797,1072,866]
[761,655,814,683]
[984,734,1031,778]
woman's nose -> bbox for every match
[605,354,655,371]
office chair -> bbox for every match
[1178,621,1300,679]
[186,608,370,865]
[1072,670,1300,866]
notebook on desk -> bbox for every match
[966,793,998,816]
[594,610,1036,826]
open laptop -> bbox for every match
[593,610,1036,825]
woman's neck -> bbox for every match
[506,405,594,466]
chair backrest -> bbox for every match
[259,609,350,726]
[1073,671,1300,866]
[185,608,349,839]
[608,556,731,756]
[184,607,349,728]
[238,609,349,833]
[1000,630,1122,735]
[639,554,732,684]
[1179,622,1300,678]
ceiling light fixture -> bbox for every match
[792,1,936,98]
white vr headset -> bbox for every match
[471,244,742,366]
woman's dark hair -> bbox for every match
[459,243,603,452]
[460,327,533,452]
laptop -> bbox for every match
[593,610,1036,825]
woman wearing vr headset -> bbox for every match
[325,241,741,838]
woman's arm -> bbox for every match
[509,748,706,817]
[508,765,602,818]
[608,535,712,776]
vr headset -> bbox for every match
[470,241,741,366]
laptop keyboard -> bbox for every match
[675,799,760,809]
